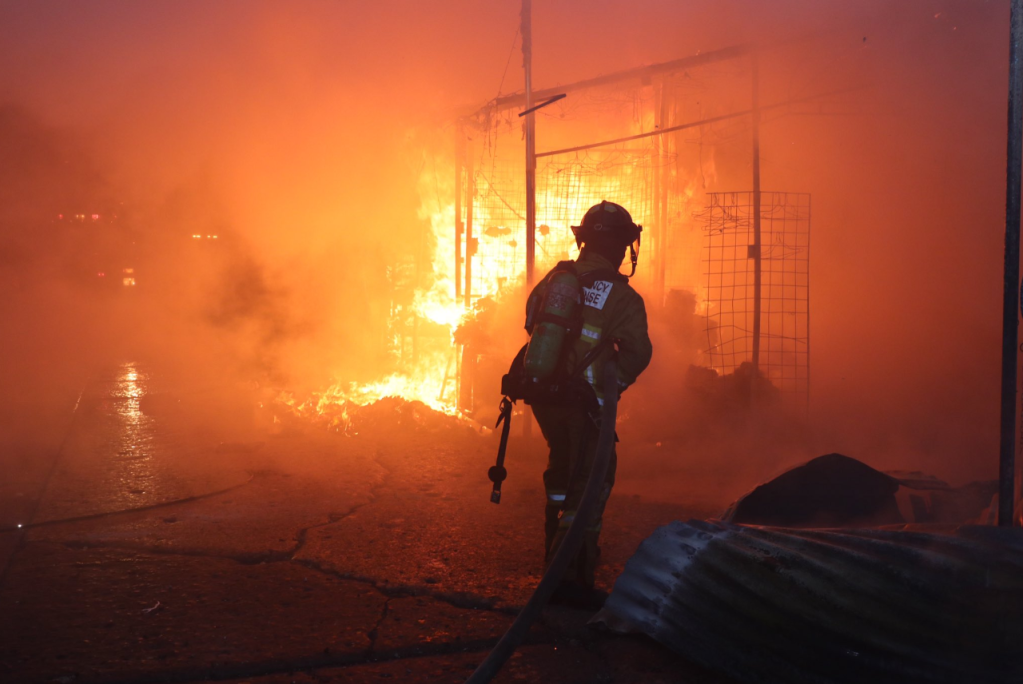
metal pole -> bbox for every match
[806,196,812,420]
[454,131,466,412]
[521,0,536,438]
[464,140,475,308]
[455,129,464,302]
[658,82,670,305]
[999,0,1023,527]
[460,140,475,415]
[751,52,762,388]
[522,0,536,287]
[651,83,661,296]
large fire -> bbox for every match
[275,194,467,429]
[276,95,706,432]
[275,153,590,430]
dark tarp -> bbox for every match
[723,453,998,527]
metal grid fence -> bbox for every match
[458,81,699,306]
[702,191,810,408]
[450,58,812,415]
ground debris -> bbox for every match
[276,393,482,437]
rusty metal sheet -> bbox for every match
[594,520,1023,684]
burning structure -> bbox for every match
[287,40,818,427]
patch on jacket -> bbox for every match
[583,281,613,310]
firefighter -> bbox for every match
[526,200,652,609]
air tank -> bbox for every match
[523,269,580,380]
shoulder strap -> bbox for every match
[552,260,577,275]
[526,261,579,333]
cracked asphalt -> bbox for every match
[0,363,737,684]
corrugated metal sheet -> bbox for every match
[594,520,1023,684]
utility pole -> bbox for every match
[999,0,1023,527]
[521,0,536,437]
[523,0,536,287]
[750,51,762,403]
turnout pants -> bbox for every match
[532,403,617,589]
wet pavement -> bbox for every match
[0,362,737,683]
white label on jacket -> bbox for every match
[582,281,613,310]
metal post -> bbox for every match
[454,131,466,413]
[455,129,464,301]
[650,84,660,296]
[999,0,1023,527]
[658,81,670,305]
[806,197,813,420]
[750,52,763,390]
[460,139,476,415]
[651,82,662,300]
[464,140,475,308]
[521,0,536,438]
[522,0,536,287]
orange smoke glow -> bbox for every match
[0,1,1014,488]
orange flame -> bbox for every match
[283,107,707,428]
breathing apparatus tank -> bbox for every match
[523,267,581,381]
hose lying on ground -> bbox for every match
[0,473,258,533]
[465,357,619,684]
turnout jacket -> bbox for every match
[526,250,653,401]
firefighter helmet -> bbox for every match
[571,201,643,276]
[571,200,642,247]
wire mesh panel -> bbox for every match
[466,140,527,301]
[702,192,810,409]
[424,46,830,417]
[536,148,658,273]
[458,80,703,305]
[451,53,813,415]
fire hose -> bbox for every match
[466,356,619,684]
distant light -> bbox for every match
[91,214,100,220]
[98,272,105,277]
[123,277,136,287]
[58,214,63,219]
[192,234,201,239]
[17,524,22,528]
[211,235,218,239]
[123,267,134,274]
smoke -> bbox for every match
[0,0,1014,496]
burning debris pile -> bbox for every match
[270,295,513,436]
[273,388,484,437]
